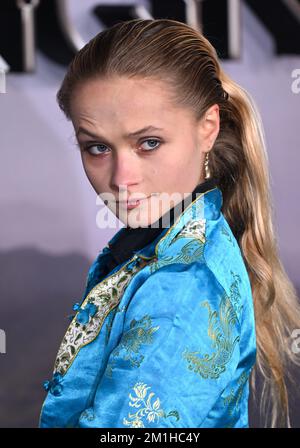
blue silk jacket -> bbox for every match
[39,186,257,428]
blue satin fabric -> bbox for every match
[39,186,257,428]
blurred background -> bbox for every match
[0,0,299,428]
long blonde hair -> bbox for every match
[56,18,300,427]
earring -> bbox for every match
[204,152,211,179]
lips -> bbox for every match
[117,197,149,210]
[127,201,139,206]
[118,198,146,204]
[126,200,141,209]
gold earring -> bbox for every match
[204,152,211,179]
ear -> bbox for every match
[196,104,220,153]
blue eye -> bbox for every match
[79,138,161,156]
[141,139,161,151]
[84,144,109,156]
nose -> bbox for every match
[110,150,142,194]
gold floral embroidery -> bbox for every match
[53,255,149,376]
[174,219,205,242]
[79,407,95,422]
[150,232,206,273]
[221,370,249,428]
[153,194,207,259]
[105,315,160,378]
[228,270,243,317]
[182,283,240,379]
[221,224,236,247]
[104,304,128,346]
[123,382,180,427]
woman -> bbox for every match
[39,18,300,428]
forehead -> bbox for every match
[70,76,194,128]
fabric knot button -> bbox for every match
[73,300,98,325]
[43,372,63,396]
[126,256,140,272]
[72,302,82,312]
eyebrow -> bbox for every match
[75,125,164,140]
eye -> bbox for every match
[77,138,161,156]
[140,139,161,152]
[82,144,109,156]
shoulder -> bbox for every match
[126,257,241,338]
[123,210,255,355]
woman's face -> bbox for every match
[70,76,219,228]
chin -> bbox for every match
[117,200,164,229]
[125,216,150,229]
[116,211,148,229]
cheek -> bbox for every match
[164,143,196,173]
[166,144,200,184]
[178,144,201,170]
[148,147,184,181]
